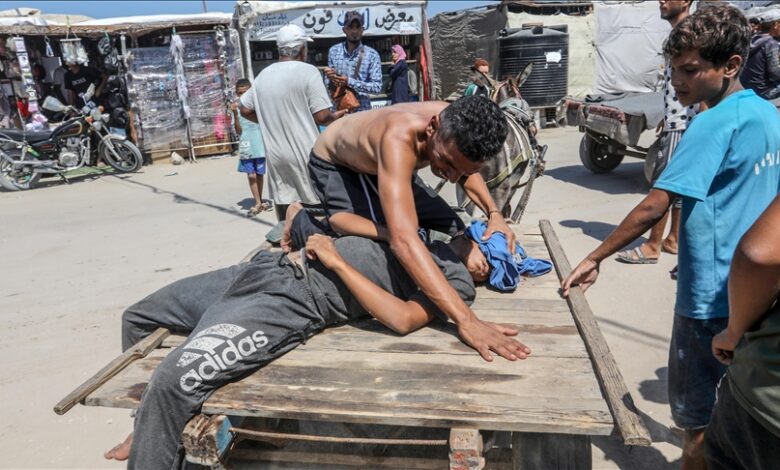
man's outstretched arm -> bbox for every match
[561,189,674,296]
[379,140,529,361]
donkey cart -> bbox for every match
[55,221,649,469]
[564,92,665,183]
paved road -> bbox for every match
[0,126,682,468]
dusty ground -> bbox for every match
[0,126,683,468]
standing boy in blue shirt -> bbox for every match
[562,5,780,469]
[233,78,271,216]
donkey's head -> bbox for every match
[492,63,533,104]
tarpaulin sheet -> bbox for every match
[429,7,507,100]
[594,1,670,94]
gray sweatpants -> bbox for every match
[121,251,329,470]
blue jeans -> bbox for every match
[668,314,728,429]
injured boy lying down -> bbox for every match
[104,205,532,470]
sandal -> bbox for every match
[616,247,658,264]
[261,199,274,212]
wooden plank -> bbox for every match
[475,286,562,301]
[512,432,592,470]
[539,219,651,447]
[54,327,169,415]
[84,350,612,435]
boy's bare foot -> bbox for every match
[104,432,133,461]
[280,201,304,253]
[662,238,678,254]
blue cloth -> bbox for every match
[237,157,266,175]
[327,43,382,111]
[654,89,780,320]
[238,114,265,160]
[466,221,552,291]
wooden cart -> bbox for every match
[55,221,650,469]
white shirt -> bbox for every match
[241,61,331,205]
[663,61,699,132]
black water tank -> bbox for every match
[499,26,569,108]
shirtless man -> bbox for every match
[302,96,520,362]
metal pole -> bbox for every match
[202,0,208,13]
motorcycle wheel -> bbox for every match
[0,154,41,191]
[99,137,143,173]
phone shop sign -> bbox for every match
[246,5,421,41]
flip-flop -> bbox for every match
[616,247,658,264]
[261,199,274,212]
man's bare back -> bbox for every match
[312,101,448,174]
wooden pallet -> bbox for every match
[59,221,649,469]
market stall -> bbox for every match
[234,1,434,107]
[0,13,242,162]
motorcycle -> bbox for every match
[0,84,142,191]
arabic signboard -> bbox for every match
[246,5,422,41]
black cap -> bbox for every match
[344,10,365,27]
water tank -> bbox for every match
[498,26,569,108]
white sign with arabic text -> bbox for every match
[246,5,422,41]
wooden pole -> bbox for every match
[539,220,651,447]
[54,328,169,415]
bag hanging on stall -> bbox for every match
[330,46,365,113]
[60,38,89,65]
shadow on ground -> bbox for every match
[639,367,669,405]
[559,220,648,252]
[118,177,274,227]
[594,406,681,470]
[236,198,256,210]
[544,162,649,196]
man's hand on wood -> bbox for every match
[457,317,531,362]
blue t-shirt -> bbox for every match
[238,114,265,160]
[654,89,780,319]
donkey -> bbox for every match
[455,63,545,223]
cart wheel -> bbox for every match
[579,134,623,174]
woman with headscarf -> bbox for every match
[388,44,409,104]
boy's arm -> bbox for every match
[713,194,780,364]
[328,212,388,241]
[305,235,433,334]
[562,189,673,296]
